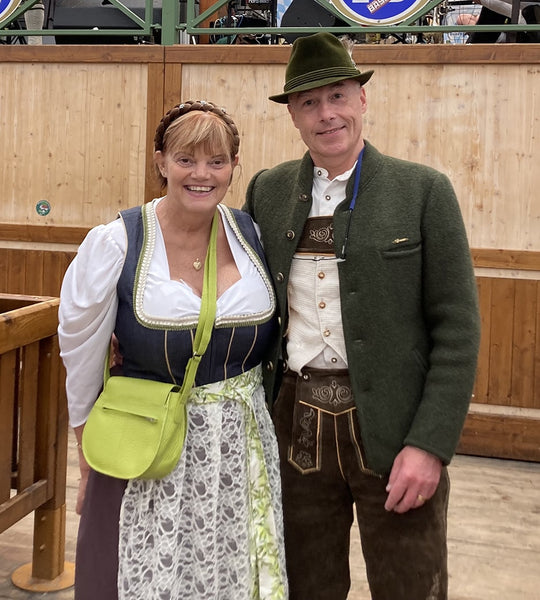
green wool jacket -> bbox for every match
[244,141,481,476]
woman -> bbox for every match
[58,100,287,600]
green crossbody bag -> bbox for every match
[81,209,218,480]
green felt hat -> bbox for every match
[269,32,374,104]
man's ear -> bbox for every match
[287,103,300,129]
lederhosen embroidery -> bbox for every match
[288,368,354,473]
[295,216,335,256]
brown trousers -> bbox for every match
[273,370,449,600]
[74,470,127,600]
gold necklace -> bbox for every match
[192,258,202,271]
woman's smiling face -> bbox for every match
[156,146,237,215]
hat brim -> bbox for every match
[269,70,374,104]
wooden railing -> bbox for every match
[0,293,74,591]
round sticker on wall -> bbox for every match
[0,0,23,22]
[331,0,432,25]
[36,200,51,216]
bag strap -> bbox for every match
[101,207,219,424]
[173,209,218,422]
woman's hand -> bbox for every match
[74,425,90,515]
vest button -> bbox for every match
[323,329,331,337]
[318,272,325,279]
[319,301,326,309]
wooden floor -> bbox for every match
[1,432,539,599]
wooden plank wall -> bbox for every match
[461,272,540,461]
[0,46,165,229]
[1,44,539,461]
[0,248,75,298]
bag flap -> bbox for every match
[96,376,181,419]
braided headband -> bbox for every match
[154,100,240,157]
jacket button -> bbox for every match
[266,361,274,371]
[299,193,309,202]
[276,272,284,282]
[286,230,295,240]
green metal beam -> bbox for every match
[401,0,443,25]
[161,0,180,44]
[191,0,231,27]
[1,0,155,38]
[183,24,540,35]
[1,0,41,28]
[104,0,147,28]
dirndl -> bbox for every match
[117,365,287,600]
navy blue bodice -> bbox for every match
[114,204,277,387]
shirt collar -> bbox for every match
[313,162,357,183]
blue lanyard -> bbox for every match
[340,147,364,259]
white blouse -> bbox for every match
[58,201,273,427]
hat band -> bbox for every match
[284,66,362,93]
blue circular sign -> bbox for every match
[0,0,22,21]
[331,0,432,24]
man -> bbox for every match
[244,32,481,600]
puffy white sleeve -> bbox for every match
[58,219,126,427]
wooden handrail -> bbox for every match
[0,293,74,591]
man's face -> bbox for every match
[287,80,367,178]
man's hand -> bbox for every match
[110,334,123,368]
[384,446,442,514]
